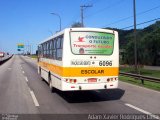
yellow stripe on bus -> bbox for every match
[38,62,119,77]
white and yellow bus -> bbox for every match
[38,28,119,92]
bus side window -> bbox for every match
[53,39,57,59]
[42,44,44,57]
[44,43,47,58]
[47,41,50,58]
[38,45,42,57]
[41,44,43,57]
[56,36,63,61]
[45,43,47,57]
[49,40,53,58]
[42,43,45,58]
[46,42,48,58]
[48,42,49,58]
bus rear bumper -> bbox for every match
[61,81,118,91]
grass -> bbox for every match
[29,55,38,59]
[119,76,160,91]
[120,66,160,91]
[120,67,160,78]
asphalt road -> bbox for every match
[0,55,160,120]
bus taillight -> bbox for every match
[107,77,118,82]
[65,79,77,83]
[73,79,77,83]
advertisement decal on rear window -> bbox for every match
[70,31,114,55]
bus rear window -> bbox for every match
[70,31,115,55]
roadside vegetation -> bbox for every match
[119,76,160,91]
[28,55,38,59]
[110,21,160,66]
[115,21,160,91]
[120,67,160,91]
[120,66,160,78]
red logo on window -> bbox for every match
[77,37,84,42]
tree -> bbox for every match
[71,22,82,28]
[119,21,160,66]
[141,28,160,66]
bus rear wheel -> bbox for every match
[49,80,55,93]
[39,67,44,81]
[49,74,55,93]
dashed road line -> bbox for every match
[21,69,39,107]
[125,103,159,119]
[30,90,40,107]
[25,77,28,82]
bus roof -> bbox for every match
[39,28,116,45]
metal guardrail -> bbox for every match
[120,72,160,83]
[0,55,13,65]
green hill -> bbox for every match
[106,21,160,66]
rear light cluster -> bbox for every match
[107,77,118,82]
[65,79,77,83]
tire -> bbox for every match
[39,67,44,81]
[49,73,55,93]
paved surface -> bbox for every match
[144,66,160,71]
[0,55,160,120]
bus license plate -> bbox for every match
[88,78,97,83]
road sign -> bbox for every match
[17,44,24,48]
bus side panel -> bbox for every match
[51,72,62,90]
[41,67,49,83]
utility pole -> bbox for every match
[80,5,92,27]
[133,0,138,74]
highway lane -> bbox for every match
[0,55,160,119]
[0,55,38,114]
[119,81,160,114]
[19,55,139,114]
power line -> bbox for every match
[121,17,160,30]
[103,4,160,27]
[83,0,99,8]
[85,0,126,18]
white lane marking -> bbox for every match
[22,71,25,74]
[125,103,159,119]
[25,77,28,82]
[30,90,40,107]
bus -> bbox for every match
[37,28,119,92]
